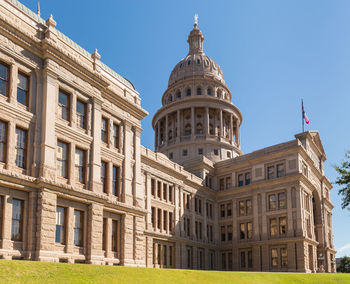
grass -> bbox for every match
[0,260,349,284]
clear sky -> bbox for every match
[21,0,350,257]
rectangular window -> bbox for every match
[267,166,275,179]
[0,121,7,163]
[246,199,252,215]
[270,218,277,237]
[240,251,246,269]
[101,118,108,143]
[186,218,190,237]
[247,222,253,239]
[157,181,161,199]
[163,184,167,202]
[239,201,245,216]
[163,210,167,231]
[55,206,65,244]
[277,164,284,178]
[183,149,188,156]
[238,174,244,187]
[269,194,276,210]
[248,250,253,268]
[57,141,68,178]
[198,148,203,155]
[113,124,119,148]
[151,207,155,228]
[11,199,23,241]
[278,192,286,209]
[73,210,83,246]
[151,179,155,197]
[219,178,224,191]
[112,220,119,252]
[227,225,233,241]
[279,217,287,236]
[169,212,173,232]
[169,186,173,203]
[222,252,227,270]
[157,209,161,229]
[58,90,70,121]
[198,199,202,214]
[220,204,225,218]
[227,203,232,217]
[186,195,190,210]
[75,148,85,184]
[225,177,231,189]
[112,166,120,197]
[221,226,226,242]
[76,100,86,129]
[102,218,107,250]
[101,161,107,193]
[17,73,29,106]
[15,128,27,169]
[240,223,245,239]
[271,248,278,268]
[0,63,8,97]
[281,248,288,267]
[245,172,251,185]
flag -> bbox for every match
[302,100,309,124]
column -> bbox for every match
[71,92,77,128]
[8,63,18,104]
[87,203,104,264]
[253,194,259,240]
[261,192,267,240]
[235,119,240,146]
[203,200,208,242]
[6,121,16,170]
[174,185,180,235]
[165,115,168,146]
[123,122,133,204]
[134,128,143,207]
[106,218,112,258]
[229,114,233,143]
[176,110,181,142]
[68,143,76,185]
[66,206,75,255]
[179,187,184,237]
[204,107,209,136]
[146,173,152,230]
[90,97,103,193]
[157,121,160,150]
[296,185,303,237]
[219,109,223,138]
[191,107,195,138]
[39,67,58,179]
[191,195,195,239]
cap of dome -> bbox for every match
[168,23,226,87]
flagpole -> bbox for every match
[302,99,304,133]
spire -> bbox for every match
[37,1,40,17]
[187,14,204,55]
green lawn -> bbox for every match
[0,260,349,284]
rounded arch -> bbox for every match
[197,87,202,95]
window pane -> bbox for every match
[15,128,26,168]
[278,193,286,209]
[0,64,8,96]
[17,74,28,106]
[73,210,83,246]
[56,206,65,243]
[11,199,23,241]
[269,194,276,210]
[270,218,277,237]
[240,223,245,239]
[271,248,278,267]
[279,217,287,236]
[0,121,6,162]
[246,200,252,215]
[57,141,67,178]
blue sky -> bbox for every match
[21,0,350,257]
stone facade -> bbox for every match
[0,0,336,273]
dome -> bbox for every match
[168,24,226,87]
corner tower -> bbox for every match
[152,20,242,166]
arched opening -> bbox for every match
[186,88,191,96]
[207,88,212,96]
[184,124,191,136]
[168,130,173,140]
[197,88,202,95]
[196,123,203,134]
[177,91,181,98]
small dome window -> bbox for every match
[186,88,191,96]
[177,91,181,98]
[180,63,183,68]
[207,88,212,96]
[205,60,209,66]
[197,88,202,95]
[197,59,200,64]
[187,60,191,65]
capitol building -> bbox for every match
[0,0,336,272]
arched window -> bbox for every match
[207,88,212,96]
[197,88,202,95]
[186,88,191,96]
[169,95,173,102]
[196,123,203,134]
[177,91,181,98]
[184,124,191,136]
[216,90,221,98]
[187,60,191,65]
[180,63,183,68]
[197,59,200,64]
